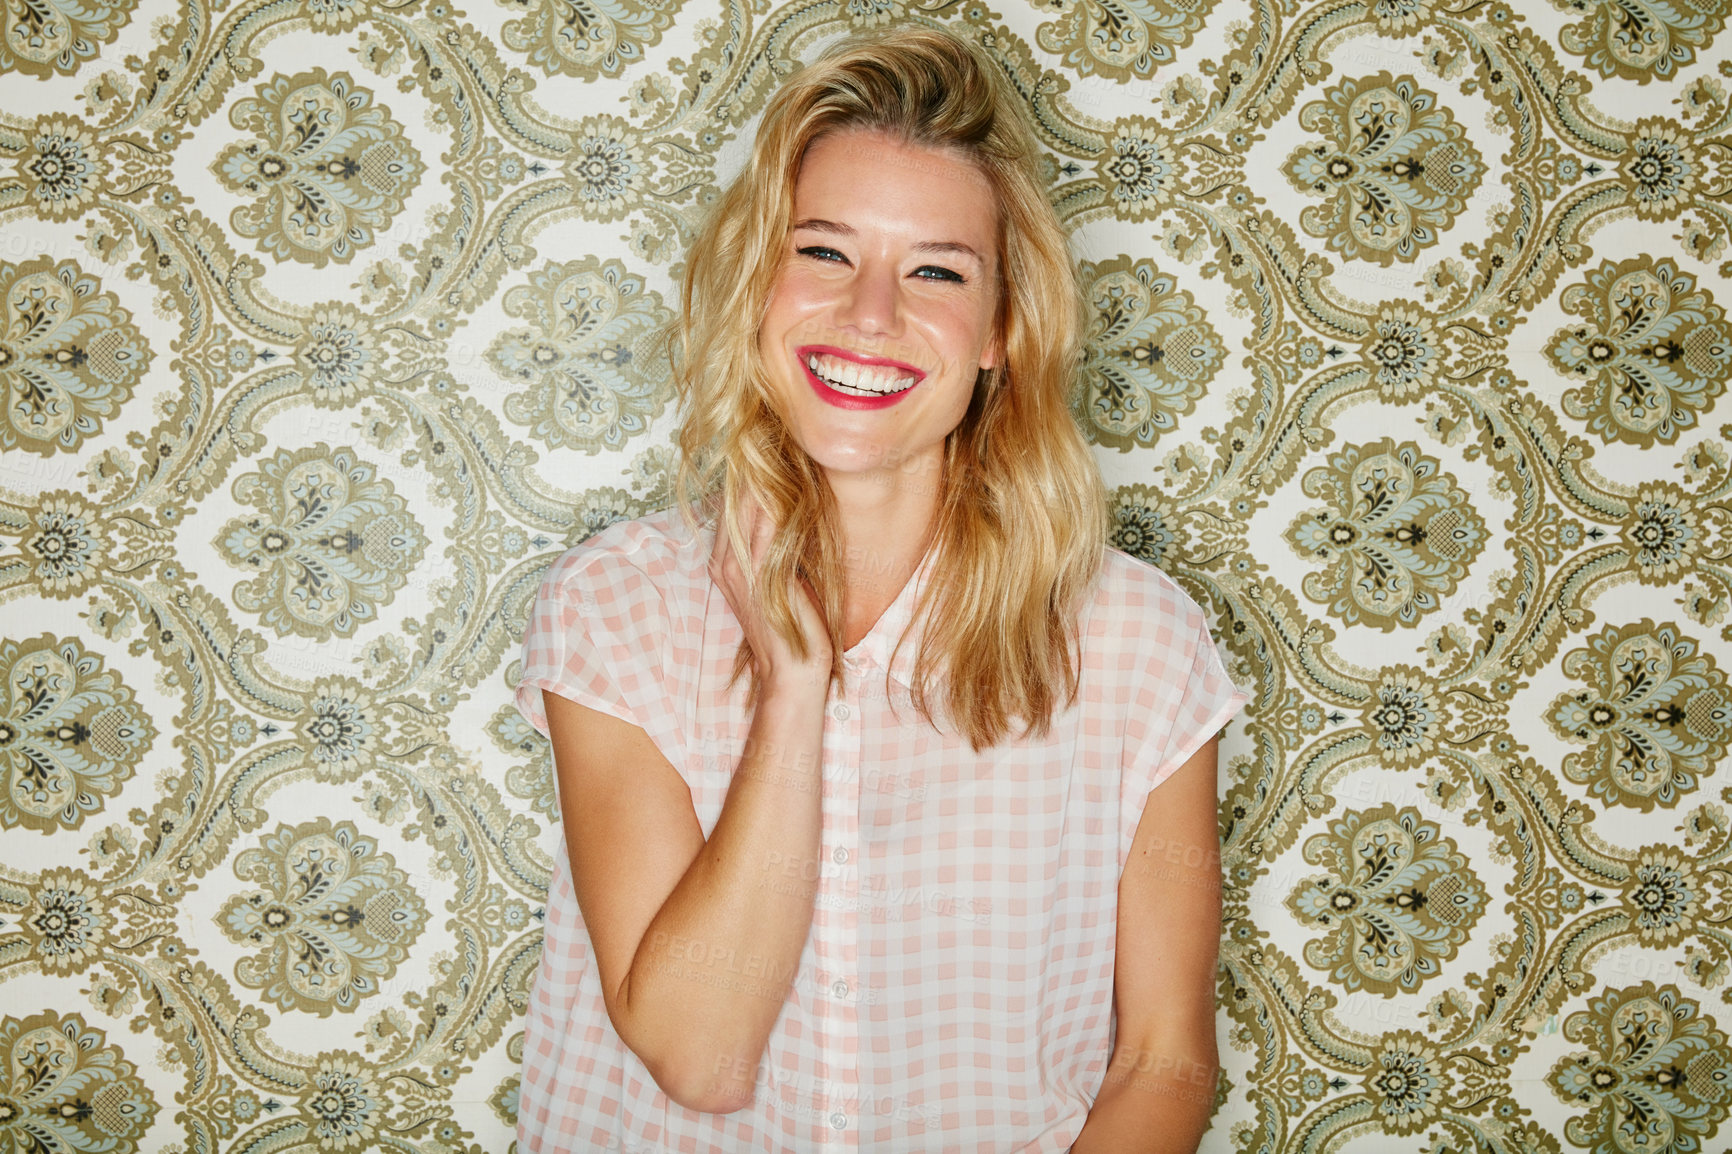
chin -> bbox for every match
[798,439,889,475]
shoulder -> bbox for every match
[1086,547,1212,644]
[1087,549,1248,732]
[537,507,708,607]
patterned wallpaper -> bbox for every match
[1,0,1729,1151]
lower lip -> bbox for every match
[801,359,919,411]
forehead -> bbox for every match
[792,129,999,252]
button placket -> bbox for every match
[817,663,861,1149]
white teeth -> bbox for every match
[803,352,917,397]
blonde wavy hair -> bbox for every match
[672,24,1107,750]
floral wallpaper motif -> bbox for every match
[1286,803,1487,996]
[216,445,430,639]
[0,1011,158,1149]
[212,69,426,269]
[1284,72,1485,265]
[0,258,152,456]
[1549,983,1732,1154]
[0,634,154,831]
[0,2,1728,1152]
[1287,439,1487,630]
[218,817,430,1016]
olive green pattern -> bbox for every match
[0,2,1728,1151]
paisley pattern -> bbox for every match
[3,1,1730,1150]
[1548,620,1730,811]
[1076,256,1223,449]
[1362,1031,1449,1136]
[0,634,154,832]
[293,302,386,407]
[1623,847,1700,949]
[20,115,106,222]
[1287,805,1486,996]
[0,1012,158,1153]
[1095,117,1175,222]
[1284,73,1484,265]
[212,69,425,268]
[0,259,151,455]
[1556,0,1726,83]
[1286,439,1487,630]
[1034,0,1220,81]
[18,867,109,974]
[490,257,675,451]
[1549,984,1732,1154]
[0,0,137,76]
[566,116,649,224]
[298,1052,384,1149]
[1361,303,1437,401]
[1621,120,1700,223]
[492,702,558,819]
[216,445,430,638]
[1361,666,1439,766]
[7,492,108,599]
[1107,485,1181,569]
[502,0,689,79]
[1549,258,1731,445]
[219,818,429,1016]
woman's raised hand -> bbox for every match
[708,491,833,692]
[554,491,835,1112]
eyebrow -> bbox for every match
[792,218,986,266]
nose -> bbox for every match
[833,259,901,340]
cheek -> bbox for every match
[938,369,979,426]
[769,267,831,311]
[935,300,996,364]
[759,281,791,331]
[760,266,798,313]
[759,285,812,357]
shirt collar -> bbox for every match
[845,542,940,689]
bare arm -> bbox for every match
[1069,736,1223,1153]
[544,495,833,1114]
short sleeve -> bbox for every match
[1147,616,1247,789]
[1118,579,1250,867]
[513,544,670,743]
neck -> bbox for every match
[827,459,942,648]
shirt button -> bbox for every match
[832,979,850,999]
[831,702,851,721]
[830,1113,848,1130]
[832,846,850,865]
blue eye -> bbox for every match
[915,266,965,283]
[797,245,846,262]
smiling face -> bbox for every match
[756,128,1002,482]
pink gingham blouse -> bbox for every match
[513,507,1248,1153]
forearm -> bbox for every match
[616,680,828,1110]
[1068,1045,1218,1154]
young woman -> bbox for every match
[514,26,1248,1154]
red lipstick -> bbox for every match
[797,345,925,411]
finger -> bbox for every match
[709,513,748,610]
[711,493,756,603]
[709,498,732,567]
[796,575,824,621]
[743,489,774,568]
[709,524,728,579]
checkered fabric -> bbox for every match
[513,508,1248,1153]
